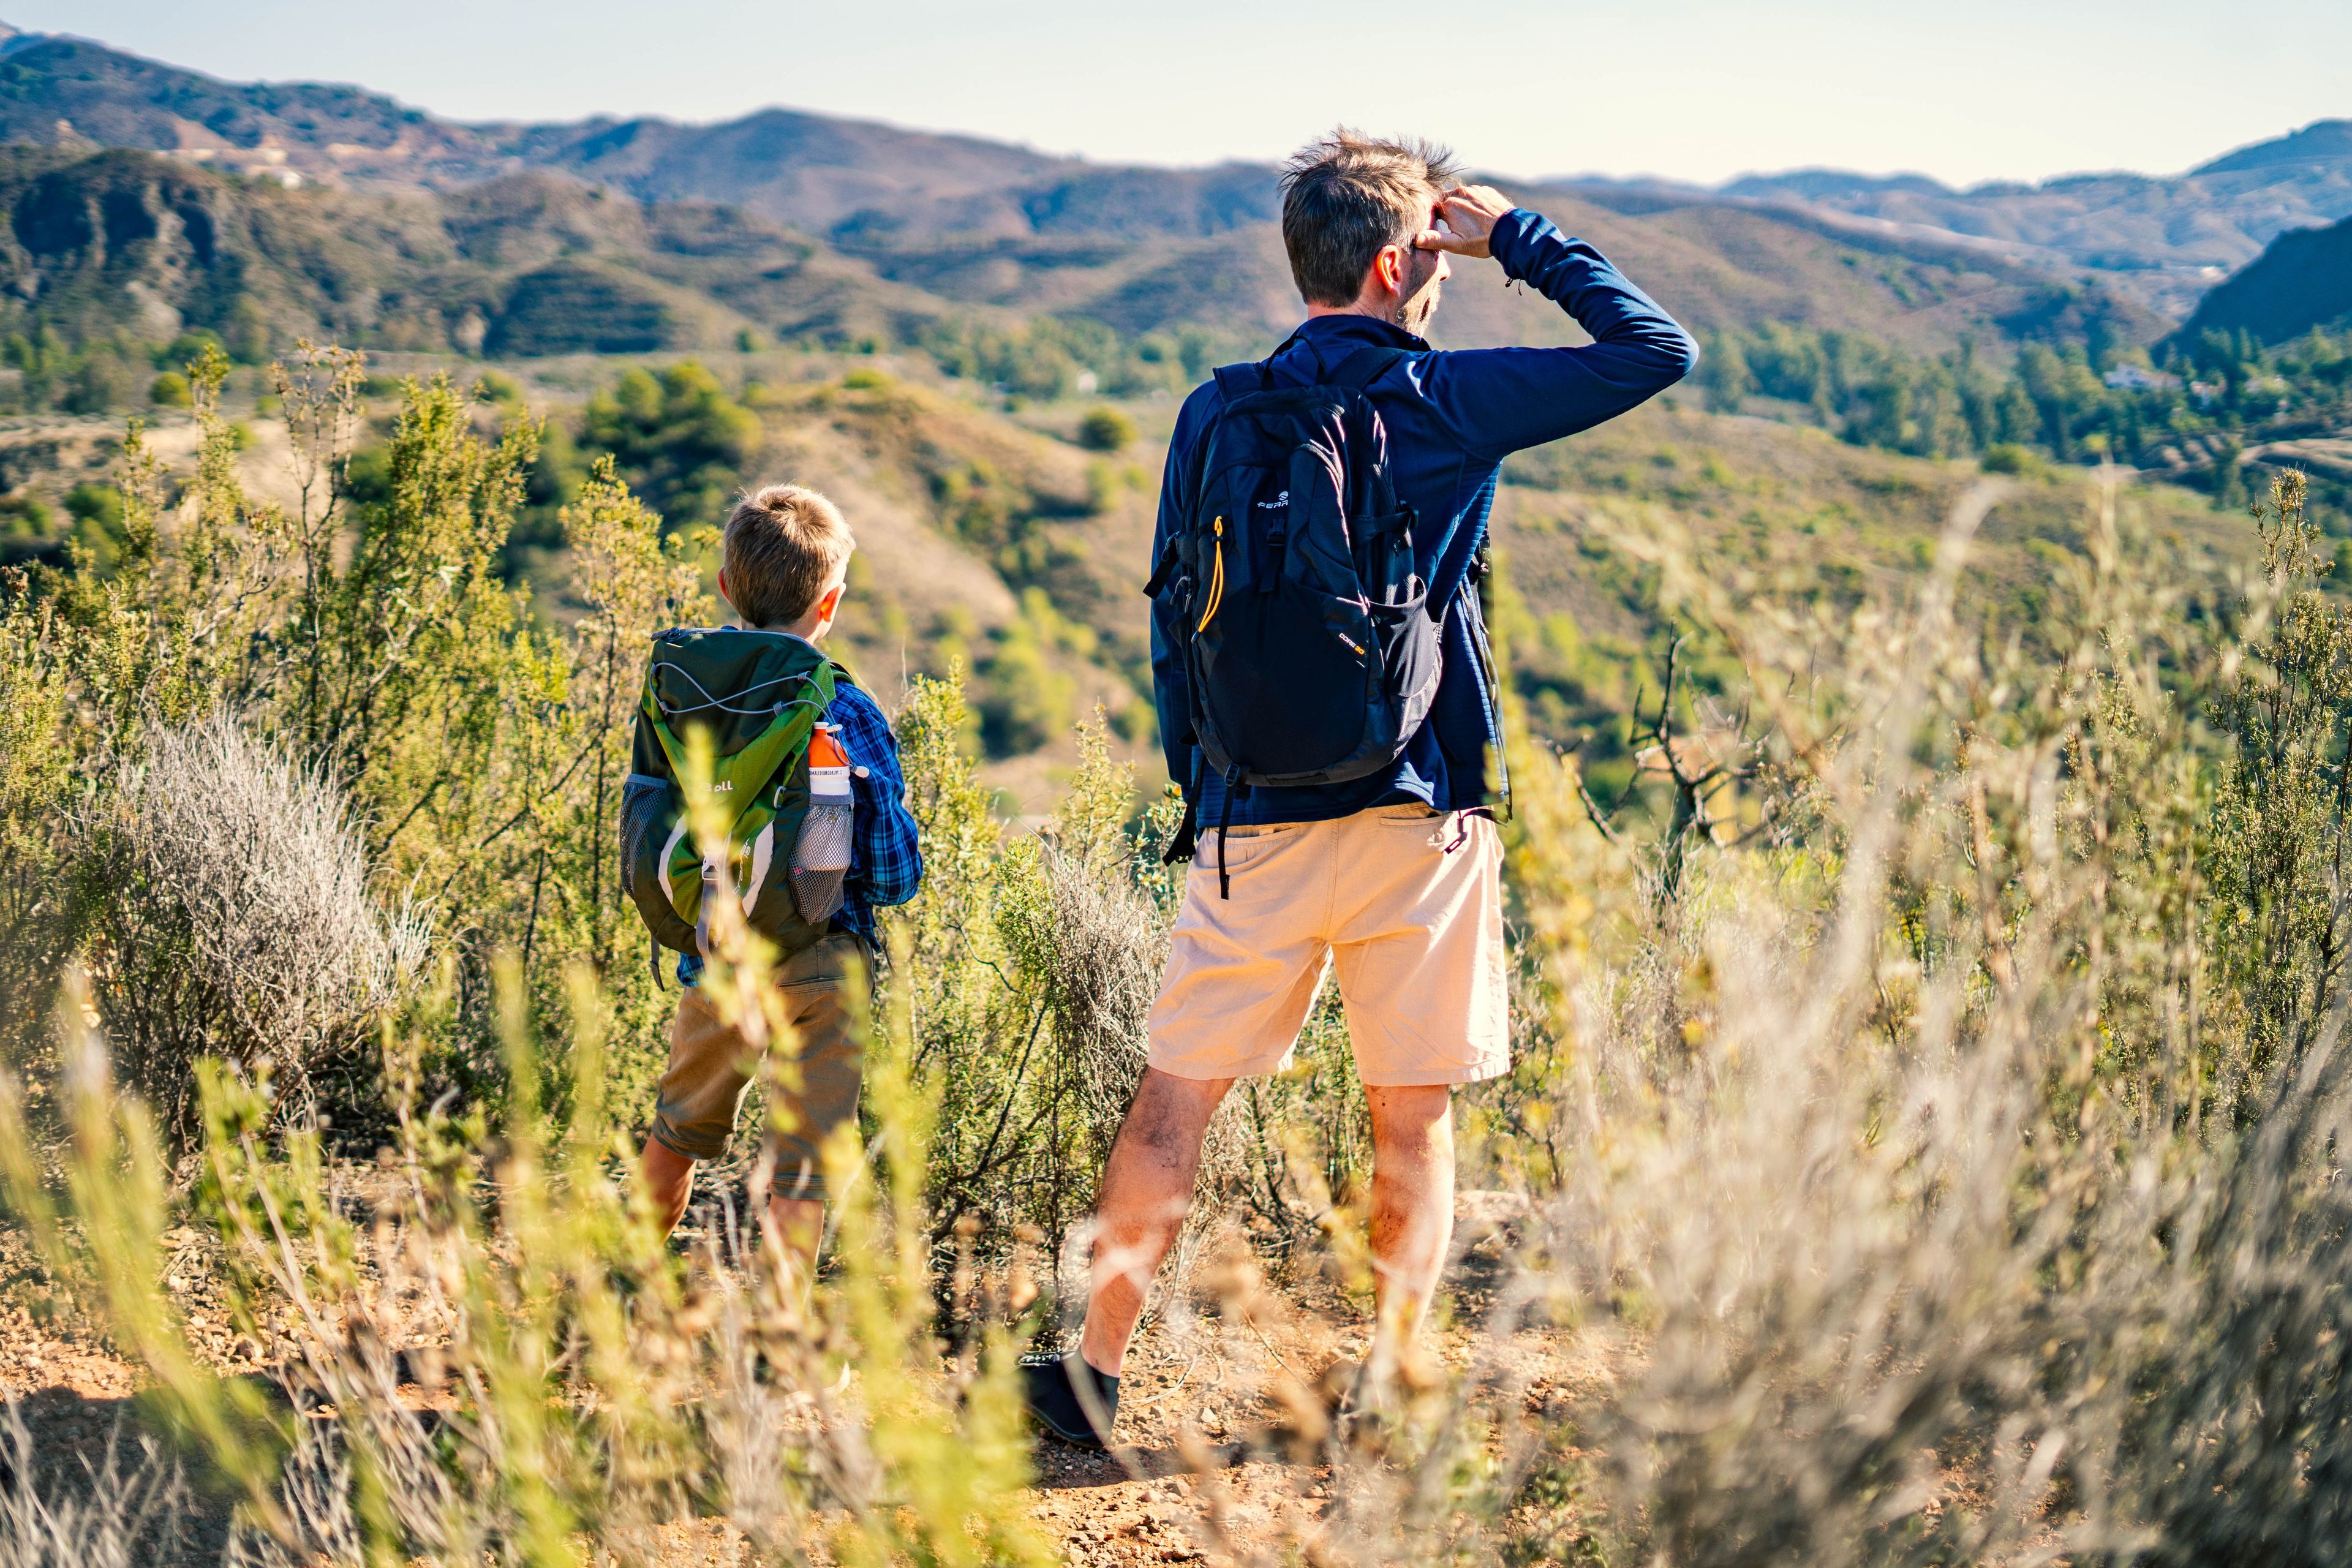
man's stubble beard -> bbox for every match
[1393,249,1444,334]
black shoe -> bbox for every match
[1019,1352,1119,1450]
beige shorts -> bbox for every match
[649,932,867,1199]
[1147,805,1508,1087]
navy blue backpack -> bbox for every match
[1146,340,1442,895]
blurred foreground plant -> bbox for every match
[2,920,1049,1565]
[1389,467,2352,1566]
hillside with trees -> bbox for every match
[2176,211,2352,345]
[0,137,2171,369]
[0,148,960,368]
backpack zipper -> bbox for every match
[1196,517,1226,631]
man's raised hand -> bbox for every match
[1415,184,1515,260]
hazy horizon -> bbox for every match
[15,0,2352,189]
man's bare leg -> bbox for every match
[762,1197,818,1251]
[758,1195,825,1283]
[1076,1072,1458,1380]
[1077,1068,1234,1376]
[1362,1083,1455,1382]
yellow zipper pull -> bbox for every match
[1197,517,1227,632]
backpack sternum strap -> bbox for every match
[648,698,821,834]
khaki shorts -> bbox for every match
[1148,805,1508,1087]
[649,932,867,1199]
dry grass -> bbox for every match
[76,710,429,1139]
[0,1398,189,1568]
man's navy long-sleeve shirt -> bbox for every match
[1150,208,1697,826]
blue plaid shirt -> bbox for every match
[677,673,922,985]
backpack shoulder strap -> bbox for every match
[1325,345,1414,517]
[1211,361,1270,399]
[1327,344,1412,390]
[1210,330,1312,400]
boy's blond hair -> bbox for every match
[723,483,855,628]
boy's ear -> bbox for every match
[716,566,735,615]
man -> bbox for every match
[1022,130,1695,1447]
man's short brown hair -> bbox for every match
[1279,130,1461,307]
[723,483,855,628]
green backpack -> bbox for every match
[620,628,856,968]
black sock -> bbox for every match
[1020,1352,1120,1446]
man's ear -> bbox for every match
[1373,244,1407,298]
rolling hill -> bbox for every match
[1657,120,2352,319]
[2175,211,2352,346]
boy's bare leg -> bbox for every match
[643,1139,826,1278]
[641,1136,698,1235]
[1077,1068,1234,1376]
[1363,1084,1455,1382]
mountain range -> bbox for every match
[5,21,2349,360]
[1624,118,2352,315]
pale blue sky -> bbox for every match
[20,1,2352,187]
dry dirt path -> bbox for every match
[0,1193,1577,1565]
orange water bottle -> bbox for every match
[791,723,854,922]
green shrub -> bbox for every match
[0,494,50,543]
[573,360,762,532]
[1076,405,1134,452]
[64,480,121,538]
[1084,458,1125,515]
[148,371,192,409]
[472,368,525,407]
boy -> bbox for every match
[636,482,922,1268]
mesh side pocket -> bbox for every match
[619,774,671,893]
[790,802,853,922]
